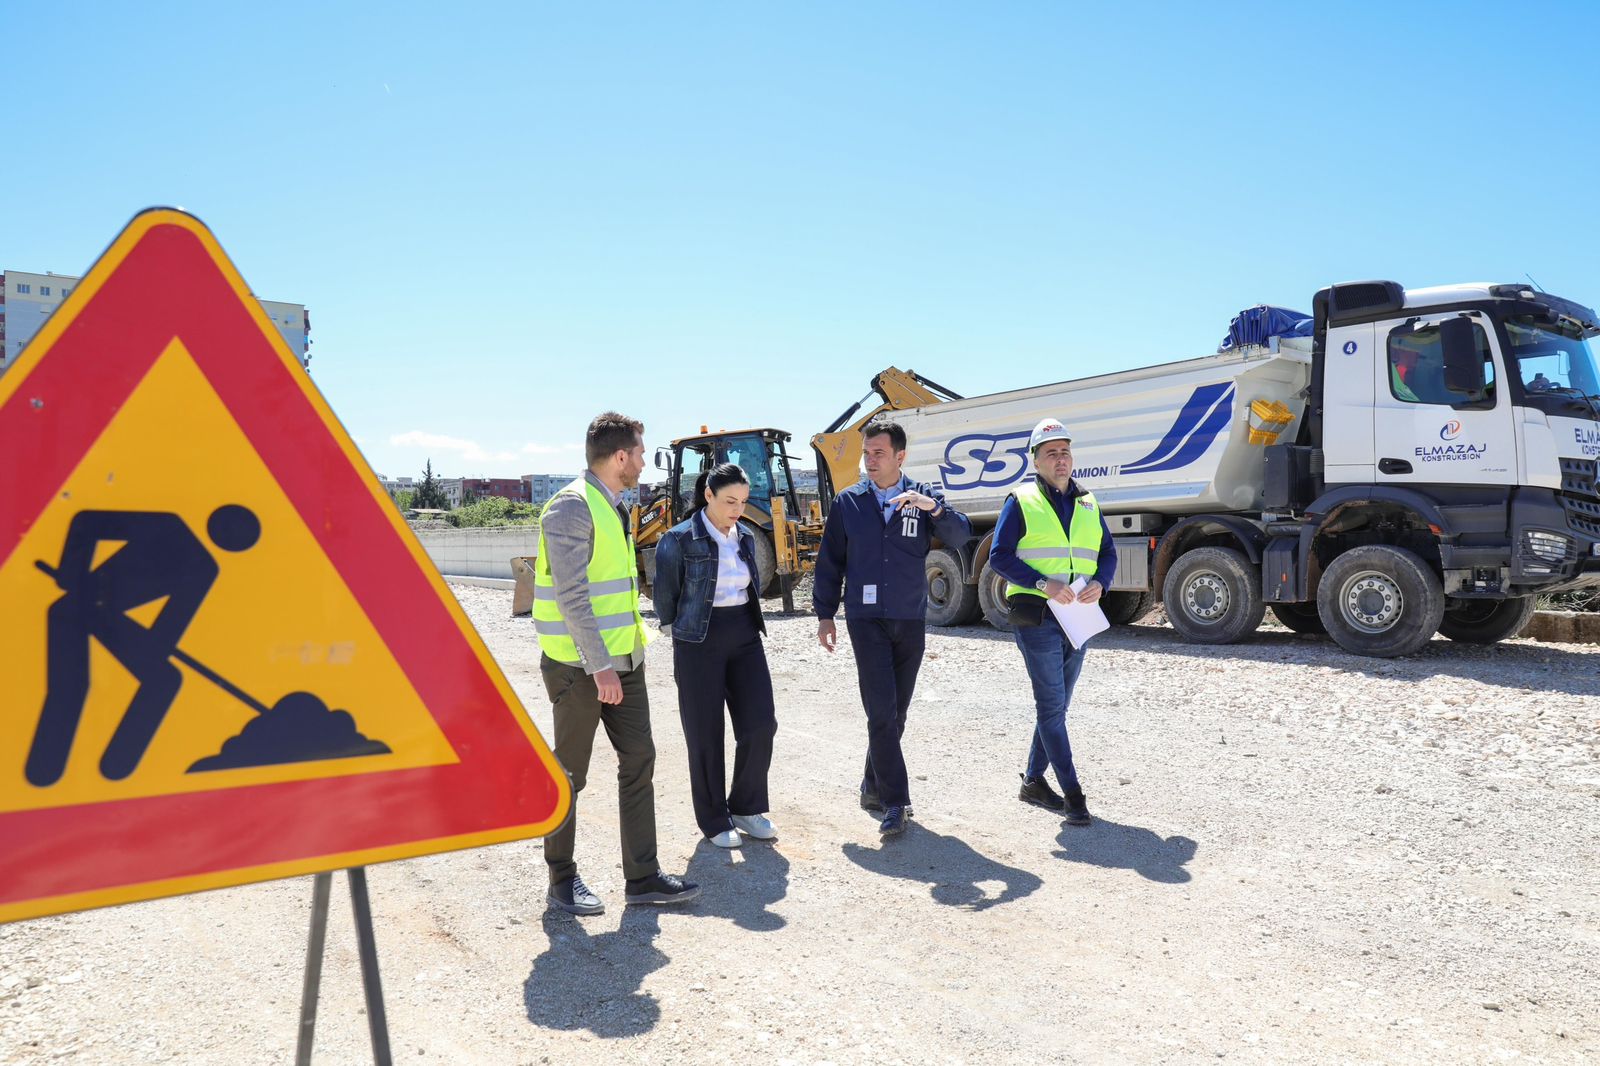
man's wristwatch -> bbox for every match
[1035,577,1050,591]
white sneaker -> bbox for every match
[709,829,742,849]
[731,813,777,840]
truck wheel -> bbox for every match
[1437,596,1536,644]
[1101,590,1156,626]
[1316,545,1445,657]
[925,547,980,626]
[1162,547,1265,645]
[742,520,779,598]
[977,560,1015,632]
[1269,602,1325,635]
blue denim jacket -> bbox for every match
[653,512,766,644]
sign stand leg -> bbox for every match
[294,872,334,1066]
[292,869,392,1066]
[347,867,393,1066]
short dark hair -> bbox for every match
[586,411,644,467]
[862,418,906,453]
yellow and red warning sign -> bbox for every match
[0,210,570,923]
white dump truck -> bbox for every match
[810,282,1600,657]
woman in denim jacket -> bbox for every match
[652,463,778,848]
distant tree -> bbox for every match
[393,488,417,511]
[413,459,449,510]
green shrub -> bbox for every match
[447,496,541,528]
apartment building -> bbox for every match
[1,269,311,372]
[522,473,581,508]
[461,477,528,502]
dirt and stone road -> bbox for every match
[3,585,1597,1064]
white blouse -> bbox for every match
[700,511,752,607]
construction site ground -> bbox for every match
[3,584,1597,1065]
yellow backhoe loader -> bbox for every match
[632,427,813,608]
[632,370,961,610]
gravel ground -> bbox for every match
[3,583,1597,1065]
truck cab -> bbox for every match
[633,427,809,600]
[1246,280,1600,653]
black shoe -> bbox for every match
[1063,788,1091,827]
[860,789,884,813]
[1019,772,1066,813]
[624,871,700,905]
[547,875,604,916]
[879,806,909,836]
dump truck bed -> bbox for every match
[895,340,1313,522]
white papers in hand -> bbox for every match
[1048,577,1111,649]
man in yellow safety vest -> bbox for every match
[535,411,699,914]
[986,417,1116,827]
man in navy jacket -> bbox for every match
[815,419,971,836]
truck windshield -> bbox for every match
[1503,316,1600,400]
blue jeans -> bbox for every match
[1012,622,1086,791]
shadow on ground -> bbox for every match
[842,824,1042,910]
[523,840,789,1037]
[1053,817,1197,884]
[524,908,665,1038]
[938,620,1600,698]
[682,836,791,932]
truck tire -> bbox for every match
[977,560,1016,632]
[1162,547,1265,645]
[742,520,779,598]
[1437,596,1536,644]
[1269,602,1326,635]
[1316,545,1445,658]
[925,547,980,626]
[1101,590,1156,626]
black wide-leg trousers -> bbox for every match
[672,604,777,838]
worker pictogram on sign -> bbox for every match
[28,504,390,788]
[0,209,570,924]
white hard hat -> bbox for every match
[1029,418,1072,452]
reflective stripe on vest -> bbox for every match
[533,478,646,664]
[1005,481,1104,600]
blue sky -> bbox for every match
[7,2,1598,483]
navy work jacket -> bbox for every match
[813,477,972,621]
[652,512,766,644]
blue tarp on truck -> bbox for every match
[1219,305,1313,352]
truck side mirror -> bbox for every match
[654,447,671,470]
[1439,317,1485,395]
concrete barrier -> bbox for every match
[1519,610,1600,644]
[410,526,540,581]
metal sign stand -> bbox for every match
[295,868,393,1066]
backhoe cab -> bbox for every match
[633,427,809,602]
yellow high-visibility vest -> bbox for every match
[533,478,647,664]
[1004,480,1104,599]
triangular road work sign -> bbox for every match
[0,210,570,923]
